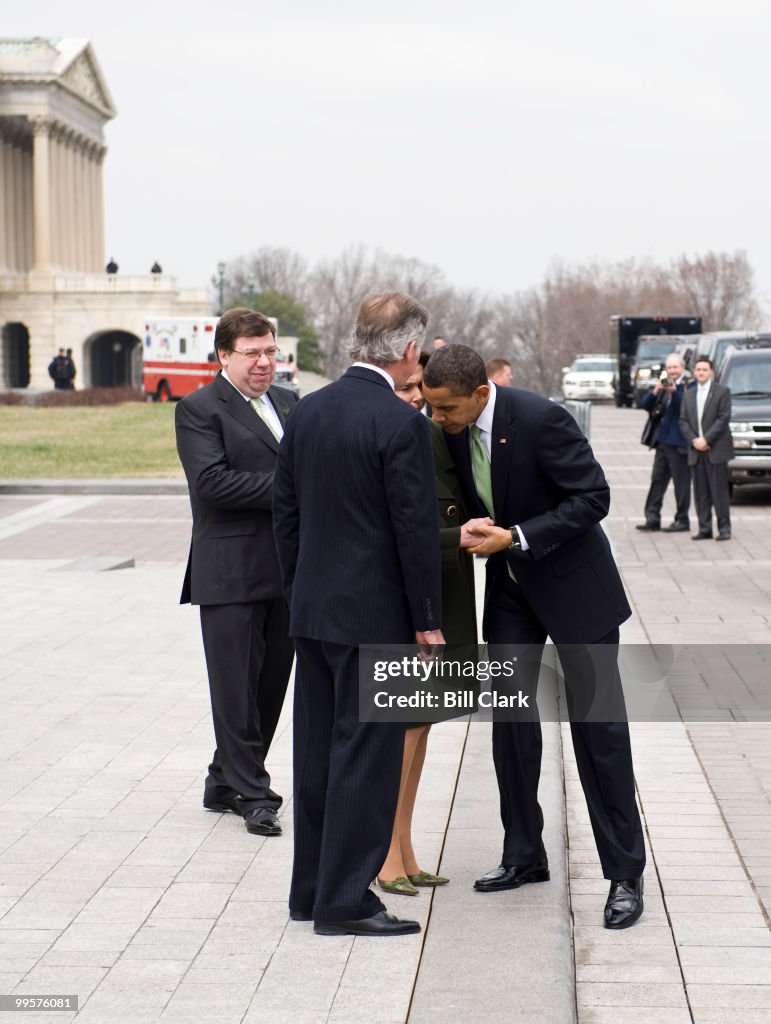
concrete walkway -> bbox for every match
[0,405,770,1023]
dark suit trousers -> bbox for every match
[486,576,645,879]
[643,444,691,526]
[200,599,293,813]
[290,638,404,922]
[692,451,731,534]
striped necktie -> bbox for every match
[250,397,281,441]
[471,424,516,582]
[471,425,494,517]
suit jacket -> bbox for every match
[175,372,299,605]
[679,381,734,465]
[273,366,442,646]
[431,420,477,645]
[443,387,631,644]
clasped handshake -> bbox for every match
[459,517,513,557]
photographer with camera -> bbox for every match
[636,354,693,533]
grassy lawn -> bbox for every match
[0,403,185,478]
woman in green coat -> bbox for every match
[377,354,485,896]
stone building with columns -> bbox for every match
[0,37,209,390]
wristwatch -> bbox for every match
[508,527,522,551]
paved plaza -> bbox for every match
[1,404,770,1023]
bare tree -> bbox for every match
[307,245,384,378]
[226,247,312,309]
[306,246,496,378]
[218,242,763,390]
[671,250,760,330]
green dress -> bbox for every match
[404,422,478,728]
[430,419,478,644]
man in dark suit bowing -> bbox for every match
[175,308,297,837]
[273,292,444,936]
[423,344,645,930]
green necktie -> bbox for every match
[471,425,494,517]
[250,397,281,441]
[471,424,516,582]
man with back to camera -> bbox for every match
[679,356,734,541]
[422,344,645,930]
[273,292,445,937]
[175,308,297,837]
[635,353,692,533]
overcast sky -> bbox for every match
[6,0,771,313]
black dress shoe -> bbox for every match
[635,523,660,531]
[314,910,420,936]
[604,877,644,929]
[289,909,312,921]
[691,532,713,540]
[473,861,550,892]
[661,522,689,533]
[203,789,242,815]
[716,530,731,541]
[244,807,281,836]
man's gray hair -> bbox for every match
[350,292,430,365]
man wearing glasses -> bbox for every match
[176,308,298,836]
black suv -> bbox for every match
[718,347,771,488]
[630,336,691,406]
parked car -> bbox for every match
[274,352,300,396]
[561,355,616,401]
[719,348,771,489]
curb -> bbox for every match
[0,478,187,495]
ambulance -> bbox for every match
[142,316,294,400]
[142,317,220,401]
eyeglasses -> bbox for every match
[231,346,278,360]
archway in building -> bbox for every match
[86,330,142,388]
[1,323,31,389]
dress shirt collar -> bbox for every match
[351,362,396,390]
[222,367,256,402]
[697,379,712,395]
[474,381,497,436]
[221,369,276,411]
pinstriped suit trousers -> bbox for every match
[289,638,406,922]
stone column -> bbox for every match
[14,137,28,271]
[23,144,34,272]
[94,145,106,270]
[50,124,64,269]
[54,123,70,270]
[84,142,97,272]
[0,133,7,273]
[71,138,82,271]
[30,116,54,271]
[63,130,77,273]
[7,131,22,271]
[75,137,93,273]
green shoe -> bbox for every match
[377,875,419,896]
[407,870,449,887]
